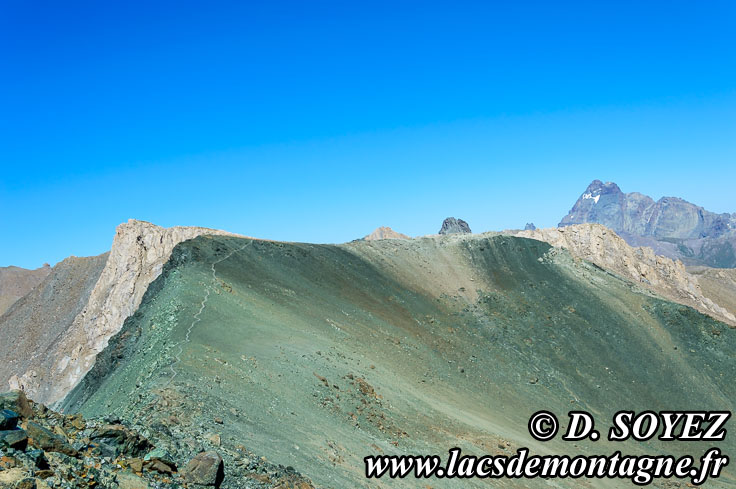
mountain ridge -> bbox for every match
[61,232,736,488]
[5,217,736,408]
[2,216,736,487]
[0,220,241,406]
[559,180,736,267]
[509,223,736,326]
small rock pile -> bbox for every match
[0,391,313,489]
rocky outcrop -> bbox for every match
[183,451,225,487]
[688,267,736,324]
[0,390,314,489]
[0,391,188,488]
[0,390,32,419]
[559,180,736,267]
[363,227,409,241]
[524,223,536,231]
[439,217,471,235]
[0,264,51,316]
[4,220,240,405]
[510,223,736,327]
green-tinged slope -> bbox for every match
[62,235,736,488]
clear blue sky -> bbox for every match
[1,1,735,268]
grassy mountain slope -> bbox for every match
[62,234,736,488]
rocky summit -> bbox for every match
[438,217,471,234]
[0,220,240,406]
[362,227,409,241]
[560,180,736,267]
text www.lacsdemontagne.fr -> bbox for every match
[364,447,728,486]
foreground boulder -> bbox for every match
[25,422,78,457]
[0,428,28,450]
[0,468,26,486]
[89,423,152,458]
[184,451,225,487]
[115,471,150,489]
[0,409,19,430]
[143,447,177,474]
[0,391,173,488]
[0,390,32,418]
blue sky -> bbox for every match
[1,1,735,268]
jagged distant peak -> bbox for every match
[587,179,620,190]
[559,180,736,267]
[439,217,472,235]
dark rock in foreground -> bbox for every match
[89,423,152,458]
[0,391,32,419]
[25,422,77,457]
[184,451,225,487]
[0,428,28,450]
[0,409,19,430]
[0,391,315,489]
[0,393,159,488]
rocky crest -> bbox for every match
[6,221,239,405]
[363,227,409,241]
[559,180,736,239]
[511,223,736,327]
[438,217,471,235]
[53,232,736,488]
[559,180,736,267]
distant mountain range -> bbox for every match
[560,180,736,268]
